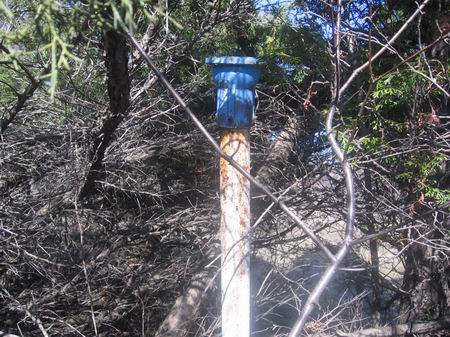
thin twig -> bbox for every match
[339,0,432,97]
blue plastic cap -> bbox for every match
[205,56,260,65]
[206,56,261,129]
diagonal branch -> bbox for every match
[339,0,432,97]
[124,26,336,263]
[0,44,51,134]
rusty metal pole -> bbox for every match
[219,128,250,336]
[206,56,260,337]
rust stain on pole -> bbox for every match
[206,56,259,337]
[219,129,251,336]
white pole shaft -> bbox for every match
[219,129,251,337]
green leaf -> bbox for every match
[0,0,13,18]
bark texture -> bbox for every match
[255,115,303,186]
[337,317,450,337]
[400,230,450,323]
[79,29,130,199]
[154,268,216,337]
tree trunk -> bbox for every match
[255,115,304,186]
[400,228,450,323]
[79,28,130,200]
[154,268,216,337]
[364,170,382,325]
[154,243,219,337]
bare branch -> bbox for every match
[339,0,432,97]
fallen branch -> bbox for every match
[154,244,219,337]
[336,317,450,337]
[256,115,303,185]
[0,331,20,337]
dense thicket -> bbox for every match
[1,0,449,336]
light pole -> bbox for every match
[206,56,260,337]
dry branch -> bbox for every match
[337,317,450,337]
[0,63,50,134]
[154,266,217,337]
[256,115,303,185]
[0,331,20,337]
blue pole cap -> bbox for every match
[205,56,261,129]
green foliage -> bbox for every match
[0,0,13,17]
[372,70,417,113]
[420,156,446,177]
[170,0,217,40]
[35,1,82,98]
[252,6,329,84]
[425,187,450,206]
[366,115,405,136]
[0,0,161,99]
[0,67,24,106]
[102,0,171,32]
[1,1,81,98]
[331,129,355,154]
[195,21,239,56]
[110,0,137,30]
[396,154,449,205]
[359,136,385,153]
